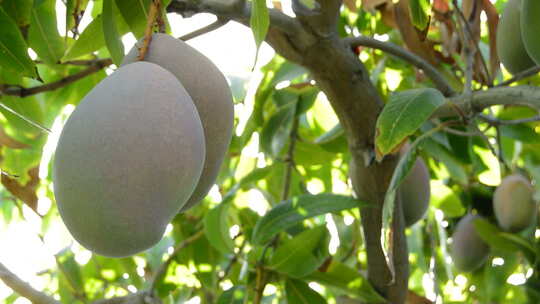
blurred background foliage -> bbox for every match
[0,0,539,303]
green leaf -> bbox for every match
[114,0,150,38]
[285,279,327,304]
[423,138,468,184]
[408,0,429,30]
[56,251,85,294]
[260,102,296,157]
[204,203,234,254]
[28,0,65,65]
[474,218,536,262]
[375,88,445,157]
[306,260,385,302]
[222,165,274,203]
[269,226,328,278]
[251,194,367,245]
[217,286,245,304]
[294,141,336,166]
[250,0,269,67]
[102,0,124,65]
[63,15,105,61]
[0,6,36,77]
[250,0,269,49]
[1,0,33,27]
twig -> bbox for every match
[443,126,479,137]
[0,262,60,304]
[496,65,540,87]
[218,238,246,283]
[179,18,229,41]
[494,125,509,175]
[452,0,491,86]
[0,59,112,98]
[148,230,204,291]
[138,0,162,61]
[281,116,299,201]
[344,36,456,97]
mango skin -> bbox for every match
[522,0,540,64]
[450,214,490,272]
[399,157,431,227]
[122,34,234,211]
[53,62,205,257]
[349,148,430,227]
[493,174,536,233]
[496,0,536,74]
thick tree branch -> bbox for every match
[344,36,456,97]
[168,0,300,35]
[0,262,60,304]
[292,0,342,36]
[168,2,409,302]
[435,85,540,117]
[0,59,112,98]
[167,0,314,63]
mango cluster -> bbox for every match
[53,34,234,257]
[497,0,540,74]
[450,174,537,272]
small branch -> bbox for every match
[1,59,112,98]
[138,0,162,61]
[452,0,491,86]
[34,58,111,66]
[179,18,229,41]
[149,230,204,291]
[0,262,60,304]
[91,291,160,304]
[218,238,246,283]
[344,36,456,97]
[281,116,299,201]
[496,65,540,87]
[443,126,479,137]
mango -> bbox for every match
[53,62,205,257]
[493,174,536,232]
[496,0,536,74]
[123,34,234,211]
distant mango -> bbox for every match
[450,214,490,272]
[493,174,536,233]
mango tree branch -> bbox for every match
[0,59,112,98]
[179,17,229,41]
[495,65,540,87]
[0,262,60,304]
[168,2,408,302]
[344,36,457,97]
[435,85,540,117]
